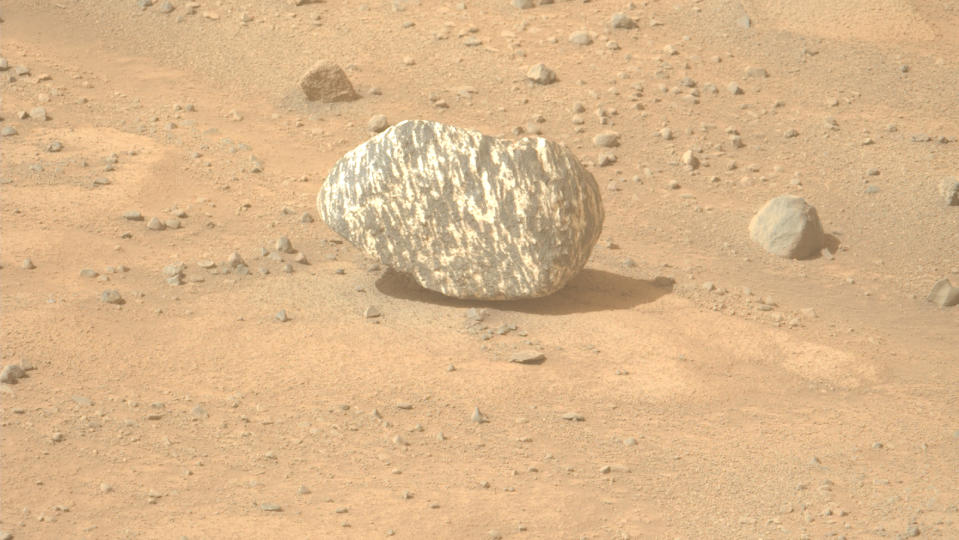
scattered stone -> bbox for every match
[318,120,604,300]
[298,486,311,495]
[513,0,534,8]
[927,279,959,307]
[569,31,593,45]
[260,503,282,512]
[80,269,99,278]
[526,63,556,85]
[681,150,699,170]
[561,412,585,421]
[471,407,487,423]
[147,217,166,231]
[47,141,63,153]
[941,177,959,206]
[659,127,673,140]
[749,195,824,259]
[293,252,308,264]
[30,107,48,121]
[227,252,245,268]
[592,131,620,148]
[364,305,382,318]
[300,212,314,223]
[275,236,294,253]
[510,351,545,364]
[100,290,124,304]
[159,1,174,14]
[736,15,751,29]
[745,66,768,78]
[21,258,35,270]
[275,310,290,322]
[164,218,181,229]
[727,82,743,95]
[123,211,144,221]
[368,114,389,133]
[610,13,637,29]
[299,60,359,102]
[0,126,17,137]
[784,128,799,138]
[0,365,26,384]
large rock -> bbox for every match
[299,60,358,102]
[318,120,604,300]
[749,195,824,259]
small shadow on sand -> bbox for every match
[375,268,674,315]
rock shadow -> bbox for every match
[374,268,674,315]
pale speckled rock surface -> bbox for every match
[749,195,825,259]
[319,120,604,299]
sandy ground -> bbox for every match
[1,1,958,538]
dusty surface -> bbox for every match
[1,1,958,538]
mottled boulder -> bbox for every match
[318,120,604,300]
[749,195,824,259]
[299,60,358,103]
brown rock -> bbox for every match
[299,60,358,103]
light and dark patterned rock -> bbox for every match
[298,60,358,103]
[319,120,604,300]
[749,195,824,259]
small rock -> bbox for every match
[569,31,593,46]
[227,252,245,268]
[80,269,99,278]
[749,195,824,259]
[561,412,585,421]
[727,82,743,95]
[744,66,768,78]
[592,130,620,148]
[47,141,64,153]
[0,126,17,137]
[30,107,48,121]
[0,365,26,384]
[510,351,545,364]
[123,211,144,221]
[513,0,534,8]
[927,279,959,307]
[164,218,181,229]
[364,305,382,318]
[471,407,487,423]
[260,503,282,512]
[100,290,124,304]
[526,63,556,85]
[275,310,290,322]
[300,212,315,223]
[299,60,358,102]
[368,114,389,133]
[940,177,959,206]
[681,150,699,170]
[610,13,637,29]
[21,258,36,270]
[275,236,294,253]
[147,217,166,231]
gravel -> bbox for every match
[100,290,124,304]
[526,63,556,85]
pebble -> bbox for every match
[227,252,245,268]
[681,150,699,169]
[569,31,593,46]
[47,141,64,152]
[260,503,282,512]
[123,211,144,221]
[471,407,488,423]
[30,107,48,121]
[147,217,165,231]
[298,485,311,495]
[610,13,637,29]
[0,126,17,137]
[100,289,124,305]
[0,364,26,384]
[513,0,534,8]
[300,212,314,223]
[275,310,290,322]
[510,351,545,364]
[526,63,556,85]
[364,305,382,318]
[368,114,389,133]
[80,269,99,278]
[727,82,743,95]
[592,131,620,148]
[165,218,181,229]
[275,237,294,253]
[21,258,36,270]
[561,412,585,421]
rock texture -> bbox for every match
[927,279,959,307]
[319,120,604,300]
[298,60,358,102]
[749,195,824,259]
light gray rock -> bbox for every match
[513,0,534,8]
[749,196,824,259]
[569,30,593,45]
[610,13,637,29]
[368,114,389,133]
[299,60,358,102]
[100,290,124,304]
[0,364,26,384]
[592,130,620,148]
[928,279,959,307]
[319,120,604,300]
[526,63,556,85]
[941,177,959,206]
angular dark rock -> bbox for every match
[299,60,358,103]
[319,120,604,300]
